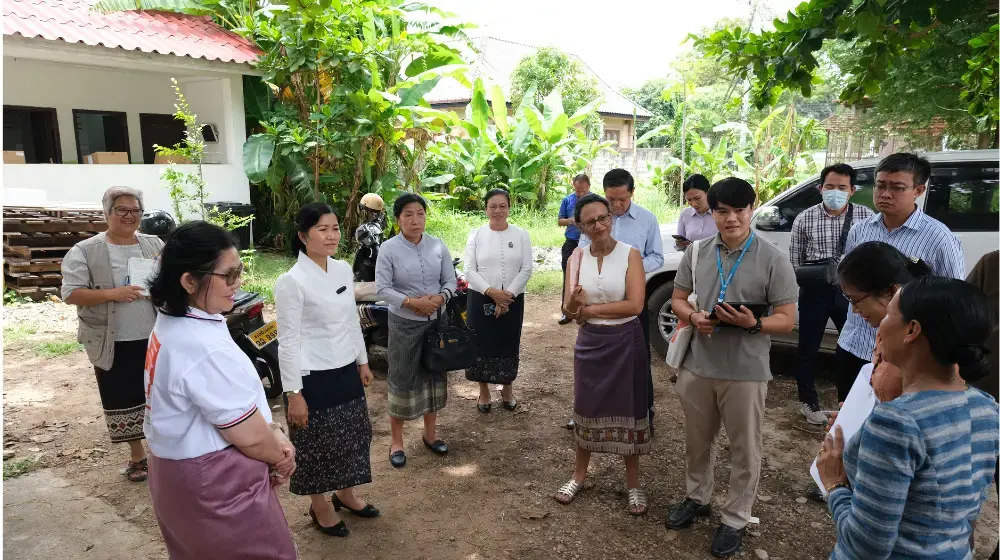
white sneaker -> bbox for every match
[800,402,827,425]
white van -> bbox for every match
[645,149,1000,357]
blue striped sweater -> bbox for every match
[830,388,999,559]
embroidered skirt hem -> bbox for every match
[94,339,148,443]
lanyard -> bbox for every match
[716,232,755,302]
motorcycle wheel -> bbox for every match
[255,356,283,399]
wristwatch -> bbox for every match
[285,389,301,396]
[745,316,763,334]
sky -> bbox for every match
[431,0,805,90]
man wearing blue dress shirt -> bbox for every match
[567,168,664,429]
[557,174,591,325]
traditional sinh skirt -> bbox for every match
[573,318,651,456]
[464,291,524,385]
[94,339,148,443]
[148,446,297,560]
[387,313,448,420]
[287,363,373,495]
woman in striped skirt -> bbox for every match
[375,193,457,468]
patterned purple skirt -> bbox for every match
[148,446,297,560]
[573,318,651,456]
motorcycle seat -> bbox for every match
[355,281,379,302]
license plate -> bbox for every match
[248,320,277,350]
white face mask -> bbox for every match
[822,189,849,211]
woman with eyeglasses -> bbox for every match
[144,221,297,559]
[553,193,652,516]
[836,241,932,403]
[61,186,163,482]
[463,189,533,413]
[817,276,999,559]
[274,203,378,538]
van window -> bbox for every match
[764,179,821,232]
[850,169,877,212]
[923,164,999,232]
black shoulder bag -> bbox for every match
[794,203,853,288]
[421,310,477,373]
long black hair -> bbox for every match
[291,202,336,255]
[897,277,995,381]
[838,242,932,296]
[149,221,237,317]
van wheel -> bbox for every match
[648,282,678,358]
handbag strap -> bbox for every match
[690,239,701,306]
[837,203,854,256]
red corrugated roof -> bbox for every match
[3,0,260,65]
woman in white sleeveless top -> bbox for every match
[553,193,652,516]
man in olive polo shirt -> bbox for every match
[665,178,798,558]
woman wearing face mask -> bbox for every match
[788,164,875,425]
[836,241,932,403]
[274,203,378,538]
[817,276,999,559]
[375,193,457,468]
[144,222,296,559]
[463,189,533,413]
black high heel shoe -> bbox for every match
[333,494,380,518]
[309,506,349,537]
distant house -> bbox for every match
[425,37,652,150]
[2,0,260,211]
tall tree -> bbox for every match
[509,46,603,140]
[693,0,998,145]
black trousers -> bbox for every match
[560,238,579,307]
[834,346,870,403]
[795,285,848,406]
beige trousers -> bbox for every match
[675,368,768,529]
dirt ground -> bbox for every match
[3,295,998,560]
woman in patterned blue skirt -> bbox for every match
[275,203,378,538]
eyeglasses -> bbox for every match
[842,291,871,307]
[486,205,509,212]
[114,207,144,217]
[873,182,915,194]
[581,214,610,229]
[204,264,244,287]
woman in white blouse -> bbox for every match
[464,189,533,412]
[274,203,378,539]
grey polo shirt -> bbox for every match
[673,233,798,381]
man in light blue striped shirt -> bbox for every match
[834,153,964,400]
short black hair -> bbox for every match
[682,174,710,193]
[820,163,857,186]
[483,188,511,207]
[573,193,610,224]
[898,277,995,382]
[876,152,931,186]
[573,173,590,185]
[707,177,756,210]
[838,241,932,296]
[392,193,427,219]
[149,221,238,317]
[292,202,336,255]
[602,168,634,192]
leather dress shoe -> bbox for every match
[389,450,406,468]
[664,498,711,529]
[423,437,448,455]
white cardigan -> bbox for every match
[273,252,368,393]
[463,223,533,296]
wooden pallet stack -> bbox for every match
[3,207,108,300]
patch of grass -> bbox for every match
[3,325,38,344]
[428,204,567,255]
[526,270,565,296]
[633,184,684,225]
[244,251,295,303]
[36,341,83,358]
[3,456,41,480]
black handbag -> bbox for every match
[795,203,853,288]
[420,310,477,373]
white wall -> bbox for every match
[3,58,244,165]
[2,163,250,213]
[3,57,251,211]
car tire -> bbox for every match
[648,281,678,358]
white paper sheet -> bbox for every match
[127,257,158,296]
[810,363,879,496]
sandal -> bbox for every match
[627,488,648,516]
[125,457,148,482]
[554,479,584,505]
[502,399,518,411]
